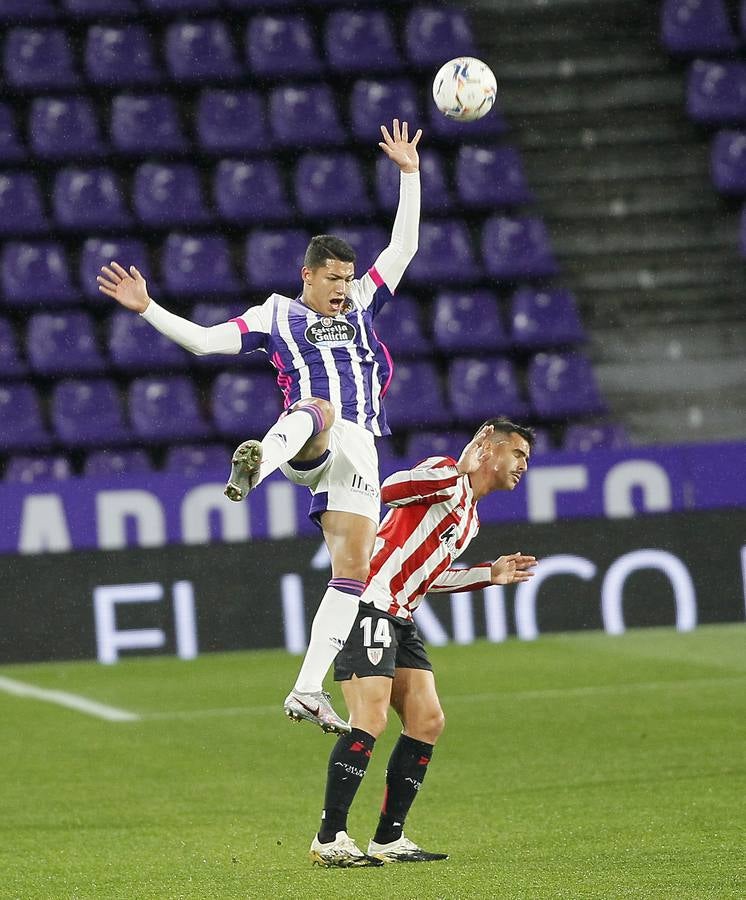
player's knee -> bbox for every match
[307,397,335,430]
[411,706,445,744]
[353,705,388,739]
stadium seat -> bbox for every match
[142,0,221,11]
[482,217,559,280]
[448,357,530,423]
[161,234,241,297]
[660,0,739,55]
[376,149,451,214]
[64,0,139,16]
[432,290,510,353]
[165,20,241,83]
[455,146,533,208]
[327,225,388,271]
[563,423,629,452]
[244,229,311,292]
[527,426,552,455]
[710,130,746,194]
[527,352,607,419]
[686,61,746,125]
[85,25,161,86]
[111,94,188,154]
[427,99,509,139]
[269,85,345,148]
[29,97,107,159]
[211,371,283,438]
[52,168,131,229]
[108,308,191,371]
[382,360,451,430]
[26,311,105,376]
[0,173,47,235]
[196,89,268,153]
[369,295,431,357]
[406,429,472,464]
[404,6,476,67]
[509,287,587,349]
[349,79,420,141]
[133,163,212,227]
[294,153,371,217]
[213,160,292,223]
[0,317,27,378]
[1,242,78,307]
[84,448,153,478]
[0,103,24,162]
[406,220,478,284]
[740,204,746,258]
[165,443,231,476]
[246,14,322,78]
[128,375,212,442]
[51,378,133,447]
[324,10,401,73]
[0,383,50,450]
[0,0,57,22]
[376,435,406,480]
[4,455,72,484]
[4,28,79,89]
[79,237,152,301]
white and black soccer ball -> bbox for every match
[432,56,497,122]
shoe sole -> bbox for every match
[224,440,262,502]
[284,706,351,735]
[369,852,449,863]
[309,851,383,868]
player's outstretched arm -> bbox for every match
[490,553,538,585]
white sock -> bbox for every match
[293,583,362,693]
[255,406,323,487]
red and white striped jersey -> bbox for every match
[362,456,494,621]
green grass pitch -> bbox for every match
[1,624,744,900]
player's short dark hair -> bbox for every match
[476,417,535,447]
[304,235,356,270]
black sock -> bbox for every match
[318,728,376,843]
[373,734,434,845]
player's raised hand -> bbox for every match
[379,119,422,174]
[456,424,494,475]
[97,261,150,313]
[490,552,538,585]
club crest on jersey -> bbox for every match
[439,523,458,555]
[305,318,356,348]
[367,648,384,666]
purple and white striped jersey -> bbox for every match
[229,267,395,436]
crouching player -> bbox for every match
[309,418,537,866]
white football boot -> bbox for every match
[309,831,383,868]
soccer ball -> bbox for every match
[432,57,497,122]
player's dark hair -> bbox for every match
[477,417,535,447]
[304,235,356,270]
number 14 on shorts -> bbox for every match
[360,615,391,667]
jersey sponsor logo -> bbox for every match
[439,523,458,555]
[304,318,357,348]
[351,473,379,499]
[366,648,384,666]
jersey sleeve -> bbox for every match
[140,300,243,356]
[228,296,274,354]
[428,563,493,593]
[381,456,461,507]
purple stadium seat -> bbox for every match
[0,0,57,22]
[196,89,268,153]
[64,0,139,15]
[324,10,401,73]
[85,25,161,87]
[108,308,190,371]
[51,378,132,447]
[0,317,27,377]
[142,0,221,11]
[0,383,50,450]
[29,97,106,159]
[376,435,406,480]
[510,287,586,349]
[4,28,79,89]
[111,95,188,153]
[428,100,509,139]
[129,375,212,442]
[53,168,131,229]
[482,217,559,280]
[404,6,476,67]
[455,146,533,208]
[433,290,510,353]
[5,455,72,484]
[165,20,240,83]
[370,294,431,357]
[1,242,78,307]
[27,311,105,376]
[133,163,211,227]
[741,204,746,258]
[660,0,739,55]
[687,61,746,125]
[376,148,451,214]
[246,14,322,78]
[80,238,152,301]
[211,371,283,438]
[226,0,295,7]
[165,443,231,476]
[382,360,450,430]
[528,427,552,455]
[349,79,420,141]
[213,160,291,223]
[0,174,47,235]
[269,85,344,148]
[245,229,310,292]
[295,153,371,217]
[563,423,629,453]
[527,352,607,419]
[448,357,530,423]
[0,104,24,163]
[406,220,478,284]
[190,301,253,369]
[161,234,240,297]
[84,448,153,478]
[710,130,746,194]
[406,429,472,465]
[328,225,388,271]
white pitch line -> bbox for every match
[0,675,140,722]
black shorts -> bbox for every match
[334,602,433,681]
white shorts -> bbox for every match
[280,418,381,526]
